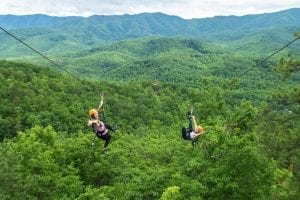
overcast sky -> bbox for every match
[1,0,300,19]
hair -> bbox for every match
[196,126,203,133]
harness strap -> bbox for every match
[92,122,108,136]
[96,129,107,136]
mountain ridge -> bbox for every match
[1,8,299,38]
[0,8,299,77]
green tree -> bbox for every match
[160,186,183,200]
[0,126,83,199]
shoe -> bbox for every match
[102,148,107,154]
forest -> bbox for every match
[0,10,300,200]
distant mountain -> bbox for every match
[1,9,299,35]
[0,8,299,58]
[59,37,283,90]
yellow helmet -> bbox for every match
[196,126,203,133]
[88,109,97,117]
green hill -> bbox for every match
[0,60,299,199]
[63,37,224,82]
[0,59,212,139]
[61,36,293,101]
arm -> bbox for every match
[87,119,93,126]
[192,116,197,132]
[194,132,204,137]
[96,95,104,111]
[87,119,99,127]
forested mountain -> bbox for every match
[60,37,285,90]
[0,8,299,199]
[0,8,299,57]
[0,60,299,199]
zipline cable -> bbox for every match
[0,26,81,81]
[236,36,300,79]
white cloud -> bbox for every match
[0,0,300,18]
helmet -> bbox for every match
[196,126,203,133]
[88,109,97,117]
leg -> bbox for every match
[99,133,111,148]
[99,133,111,154]
[192,137,198,146]
[192,140,196,147]
[103,134,111,148]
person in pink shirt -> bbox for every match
[88,95,116,154]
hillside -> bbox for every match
[2,35,297,103]
[64,37,226,82]
[0,60,299,199]
[0,60,211,139]
[0,8,299,58]
[62,36,296,104]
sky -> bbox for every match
[1,0,300,19]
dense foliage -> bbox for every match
[0,55,299,199]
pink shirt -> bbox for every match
[93,121,108,135]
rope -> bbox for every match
[0,26,81,81]
[236,36,300,79]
